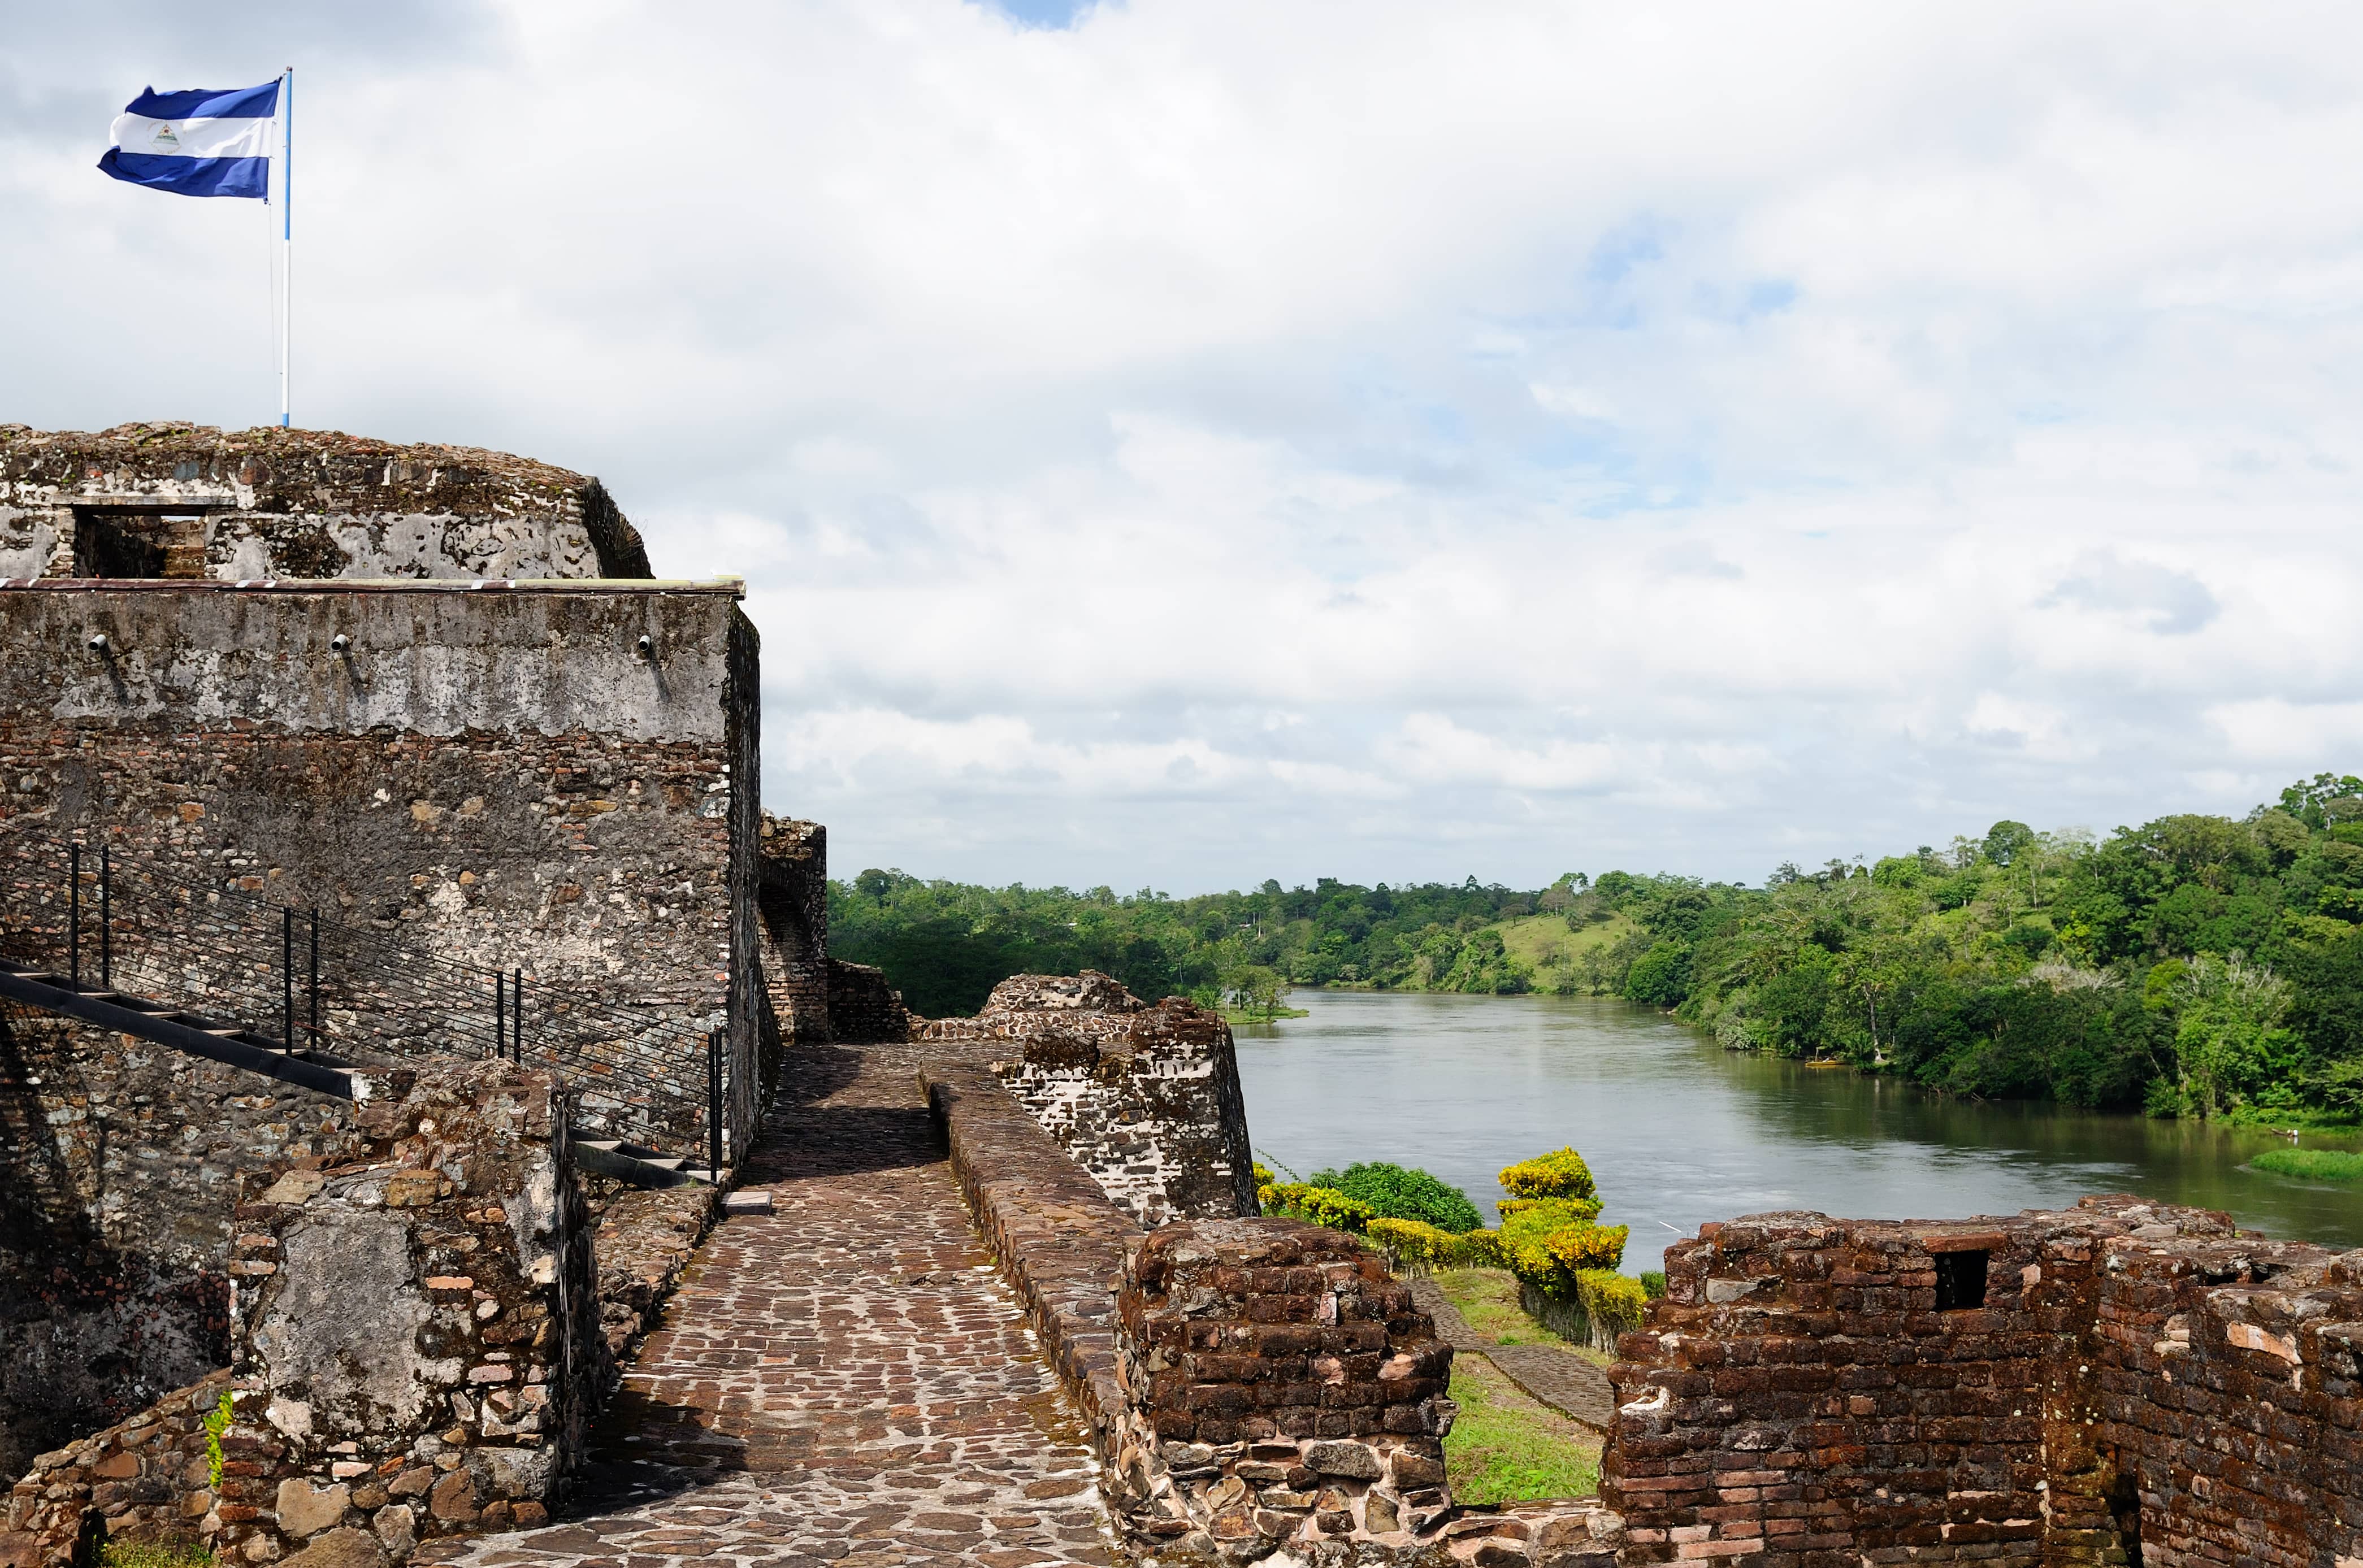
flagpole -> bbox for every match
[279,67,293,429]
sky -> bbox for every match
[3,1,2359,893]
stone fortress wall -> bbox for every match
[0,425,763,1520]
[0,423,650,583]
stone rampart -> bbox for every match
[922,972,1259,1225]
[2,1061,605,1567]
[1610,1195,2363,1567]
[0,579,765,1160]
[0,423,649,583]
[922,1058,1619,1567]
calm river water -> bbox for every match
[1233,989,2363,1272]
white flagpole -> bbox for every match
[279,67,293,428]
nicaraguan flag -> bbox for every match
[99,81,280,199]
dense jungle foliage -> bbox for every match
[830,771,2363,1120]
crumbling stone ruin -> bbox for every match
[1610,1195,2363,1566]
[922,971,1260,1225]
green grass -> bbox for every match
[1432,1267,1614,1367]
[1493,913,1642,976]
[100,1541,213,1568]
[1221,1005,1311,1025]
[1442,1356,1601,1503]
[2253,1147,2363,1182]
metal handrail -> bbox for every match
[0,831,726,1158]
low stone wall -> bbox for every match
[0,1005,366,1479]
[2,1063,606,1567]
[1610,1195,2363,1567]
[2,1370,232,1567]
[923,972,1259,1225]
[586,1184,721,1363]
[921,1059,1620,1566]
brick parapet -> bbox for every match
[755,816,828,1044]
[921,1057,1619,1566]
[1608,1195,2363,1567]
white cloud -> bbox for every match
[5,0,2361,885]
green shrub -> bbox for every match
[101,1543,213,1568]
[1308,1161,1485,1232]
[2253,1147,2363,1182]
[203,1390,232,1489]
[1259,1183,1377,1233]
[1498,1148,1598,1205]
[1369,1218,1507,1273]
[1575,1269,1649,1340]
[1498,1201,1628,1303]
[1640,1271,1667,1300]
[1494,1194,1602,1223]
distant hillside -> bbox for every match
[828,770,2363,1122]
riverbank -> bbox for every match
[1234,988,2363,1262]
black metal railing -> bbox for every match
[1,832,727,1160]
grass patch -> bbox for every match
[2253,1147,2363,1182]
[1493,913,1642,976]
[1442,1355,1600,1504]
[1432,1268,1613,1366]
[1221,1005,1310,1025]
[100,1541,213,1568]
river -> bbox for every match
[1232,988,2363,1272]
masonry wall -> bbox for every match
[3,1063,607,1566]
[922,972,1259,1226]
[0,580,764,1161]
[0,423,651,583]
[1608,1196,2363,1567]
[0,1007,365,1481]
[755,816,829,1043]
[829,961,914,1044]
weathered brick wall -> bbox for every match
[921,1058,1621,1567]
[827,960,913,1044]
[0,580,764,1160]
[1608,1195,2363,1567]
[923,972,1259,1225]
[0,1006,365,1481]
[0,423,650,583]
[756,816,829,1043]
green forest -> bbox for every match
[830,771,2363,1124]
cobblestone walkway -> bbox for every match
[420,1043,1116,1568]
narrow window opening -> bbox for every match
[1934,1249,1989,1310]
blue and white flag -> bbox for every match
[99,81,280,199]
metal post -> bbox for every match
[513,968,524,1062]
[494,971,505,1062]
[707,1030,723,1181]
[68,844,80,988]
[281,907,294,1052]
[308,909,319,1050]
[99,845,110,989]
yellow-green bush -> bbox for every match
[1574,1269,1649,1340]
[1259,1183,1377,1234]
[1494,1193,1602,1223]
[1367,1217,1506,1272]
[1498,1148,1597,1205]
[1498,1198,1628,1304]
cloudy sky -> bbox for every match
[5,2,2358,891]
